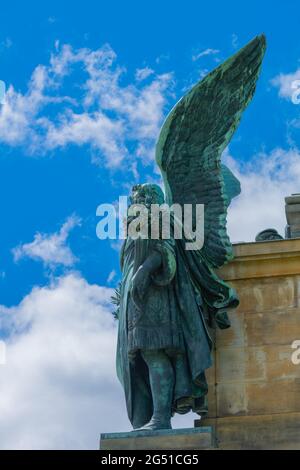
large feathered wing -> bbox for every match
[155,34,266,268]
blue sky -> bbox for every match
[1,0,300,449]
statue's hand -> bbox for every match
[131,265,151,309]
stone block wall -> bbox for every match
[199,239,300,449]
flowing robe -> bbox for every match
[116,234,239,428]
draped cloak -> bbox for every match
[116,230,239,429]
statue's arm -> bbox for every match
[130,251,162,309]
[131,240,177,310]
[142,251,162,273]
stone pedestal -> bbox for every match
[195,412,300,450]
[198,238,300,450]
[100,427,214,450]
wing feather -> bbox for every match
[156,35,266,267]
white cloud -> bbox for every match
[271,68,300,101]
[224,147,300,242]
[44,111,126,168]
[0,274,129,449]
[0,43,173,169]
[12,215,81,268]
[0,65,49,147]
[192,48,220,62]
[0,273,197,449]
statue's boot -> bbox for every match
[172,353,192,414]
[193,395,208,417]
[135,349,174,431]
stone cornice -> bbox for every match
[218,238,300,281]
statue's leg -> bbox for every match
[136,349,174,431]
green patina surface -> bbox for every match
[113,35,267,433]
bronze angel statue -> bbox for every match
[113,35,266,431]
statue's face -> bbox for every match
[130,184,164,207]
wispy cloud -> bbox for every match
[192,48,220,62]
[135,67,154,81]
[231,33,239,49]
[155,53,170,64]
[12,215,81,268]
[106,269,117,284]
[0,37,12,52]
[0,43,173,169]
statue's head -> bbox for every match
[130,183,165,208]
